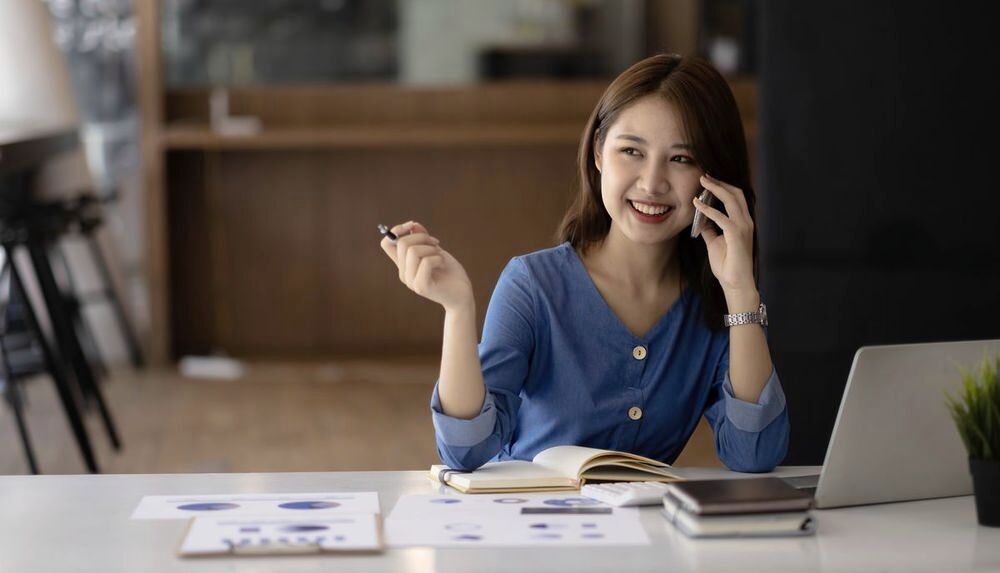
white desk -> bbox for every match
[1,467,997,572]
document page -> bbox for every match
[386,493,648,547]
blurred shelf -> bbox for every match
[160,123,584,150]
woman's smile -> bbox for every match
[627,199,674,223]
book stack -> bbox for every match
[661,477,815,538]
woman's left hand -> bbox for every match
[692,173,757,297]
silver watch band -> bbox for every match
[723,302,768,327]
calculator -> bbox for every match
[580,481,673,507]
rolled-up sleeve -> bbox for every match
[703,344,790,472]
[430,258,534,471]
[431,386,497,447]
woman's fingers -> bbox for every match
[392,220,428,238]
[397,234,439,280]
[692,196,735,234]
[699,175,749,224]
[380,221,433,265]
[382,233,436,274]
[412,254,444,297]
[380,220,439,275]
[700,222,720,244]
[380,234,398,262]
[404,244,440,285]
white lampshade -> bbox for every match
[0,0,93,200]
[0,0,79,126]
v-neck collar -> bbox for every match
[563,242,689,342]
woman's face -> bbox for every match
[595,95,705,246]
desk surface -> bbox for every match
[1,467,996,573]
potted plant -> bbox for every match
[945,354,1000,527]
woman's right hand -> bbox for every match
[380,221,474,311]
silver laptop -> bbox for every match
[788,339,998,509]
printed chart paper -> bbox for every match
[386,493,649,547]
[179,514,381,556]
[131,492,379,520]
[386,514,648,547]
[389,492,638,519]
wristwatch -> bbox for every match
[723,302,768,327]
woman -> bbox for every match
[380,54,789,472]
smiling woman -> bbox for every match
[380,54,787,474]
[560,54,759,329]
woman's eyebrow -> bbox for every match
[615,134,648,143]
[615,134,692,150]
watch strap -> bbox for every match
[723,302,768,327]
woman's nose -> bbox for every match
[638,161,669,194]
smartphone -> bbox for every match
[690,188,719,238]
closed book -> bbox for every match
[429,446,683,494]
[663,477,814,516]
[662,493,815,538]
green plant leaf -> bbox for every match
[945,353,1000,461]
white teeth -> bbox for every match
[629,200,669,216]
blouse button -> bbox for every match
[632,345,647,360]
[628,406,643,420]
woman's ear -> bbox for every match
[594,140,603,173]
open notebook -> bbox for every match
[430,446,683,493]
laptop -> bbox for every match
[784,339,999,509]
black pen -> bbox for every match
[377,224,398,242]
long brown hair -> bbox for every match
[557,53,758,330]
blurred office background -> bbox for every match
[0,0,995,475]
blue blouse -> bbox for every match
[430,242,789,472]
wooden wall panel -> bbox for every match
[169,145,578,357]
[166,151,215,354]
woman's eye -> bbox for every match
[672,155,698,165]
[620,147,641,157]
